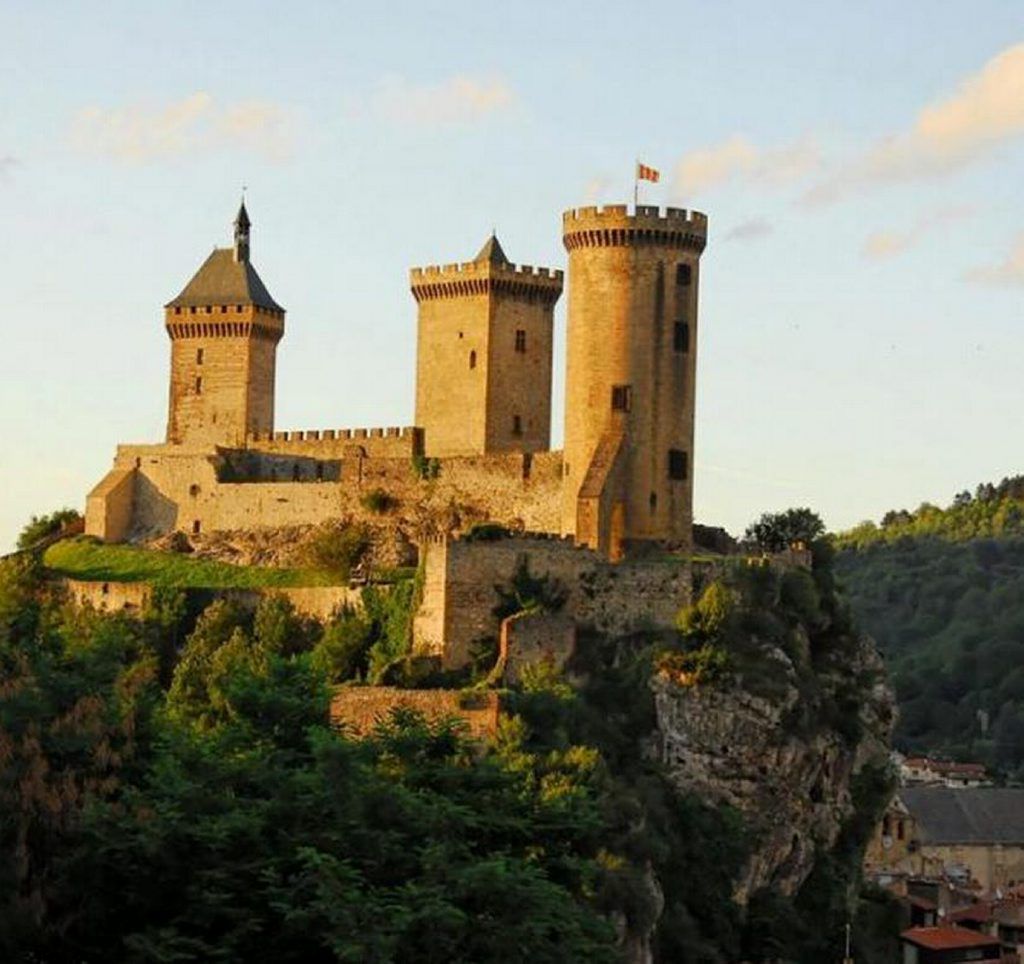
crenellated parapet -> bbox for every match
[409,259,563,305]
[562,204,707,252]
[245,425,424,460]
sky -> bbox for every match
[1,1,1023,551]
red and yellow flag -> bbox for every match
[636,162,660,183]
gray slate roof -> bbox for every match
[166,248,283,311]
[901,787,1024,844]
[474,234,509,267]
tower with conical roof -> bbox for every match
[410,235,563,457]
[164,201,285,446]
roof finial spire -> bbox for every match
[233,190,251,263]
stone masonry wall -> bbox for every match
[90,443,563,542]
[330,687,501,740]
[414,534,690,668]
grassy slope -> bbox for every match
[43,538,340,589]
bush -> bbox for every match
[360,488,398,514]
[464,522,513,542]
[303,523,368,578]
[657,645,730,685]
[17,508,82,550]
[412,454,441,480]
[311,606,375,682]
[493,557,568,619]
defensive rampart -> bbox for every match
[330,687,501,740]
[414,533,690,667]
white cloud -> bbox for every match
[965,235,1024,286]
[673,134,819,197]
[70,92,295,163]
[724,218,773,242]
[369,74,516,126]
[862,205,976,260]
[807,43,1024,204]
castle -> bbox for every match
[85,199,708,665]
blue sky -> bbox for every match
[2,1,1023,550]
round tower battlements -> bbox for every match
[562,204,707,252]
[409,259,563,304]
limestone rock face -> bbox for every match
[651,637,894,904]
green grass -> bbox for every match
[43,538,342,589]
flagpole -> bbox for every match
[633,158,639,209]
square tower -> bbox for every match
[410,235,563,458]
[164,202,285,447]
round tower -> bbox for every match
[561,204,708,556]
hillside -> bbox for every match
[834,476,1024,779]
[1,538,896,961]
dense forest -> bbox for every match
[834,475,1024,779]
[1,516,896,962]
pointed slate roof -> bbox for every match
[474,233,509,267]
[166,248,284,311]
[234,199,251,229]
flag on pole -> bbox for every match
[636,162,660,183]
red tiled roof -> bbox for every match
[901,926,1001,950]
[948,901,993,923]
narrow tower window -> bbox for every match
[469,350,477,369]
[195,376,202,394]
[611,385,632,412]
[676,264,692,287]
[196,348,204,365]
[668,449,688,481]
[192,520,201,535]
[512,414,523,436]
[515,329,527,352]
[673,322,689,353]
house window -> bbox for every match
[676,264,692,287]
[897,821,905,841]
[649,492,657,512]
[668,449,687,480]
[469,350,477,369]
[512,414,522,436]
[195,376,202,394]
[515,329,526,352]
[220,305,227,313]
[611,384,632,412]
[674,322,689,352]
[196,348,204,365]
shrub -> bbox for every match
[493,556,568,619]
[311,606,375,682]
[412,454,441,480]
[745,508,825,553]
[17,508,82,550]
[657,645,730,685]
[464,522,512,542]
[303,523,368,578]
[360,488,398,514]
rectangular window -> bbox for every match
[611,384,632,412]
[512,414,523,436]
[668,449,687,481]
[195,376,202,395]
[673,322,689,353]
[515,329,526,353]
[676,264,692,287]
[196,348,204,365]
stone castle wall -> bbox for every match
[330,687,501,740]
[86,443,563,542]
[63,578,362,621]
[413,533,690,667]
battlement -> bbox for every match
[245,426,424,459]
[409,258,563,304]
[562,204,707,252]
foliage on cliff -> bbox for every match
[1,513,894,962]
[835,476,1024,778]
[0,556,616,962]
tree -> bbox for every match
[16,508,82,550]
[744,508,825,552]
